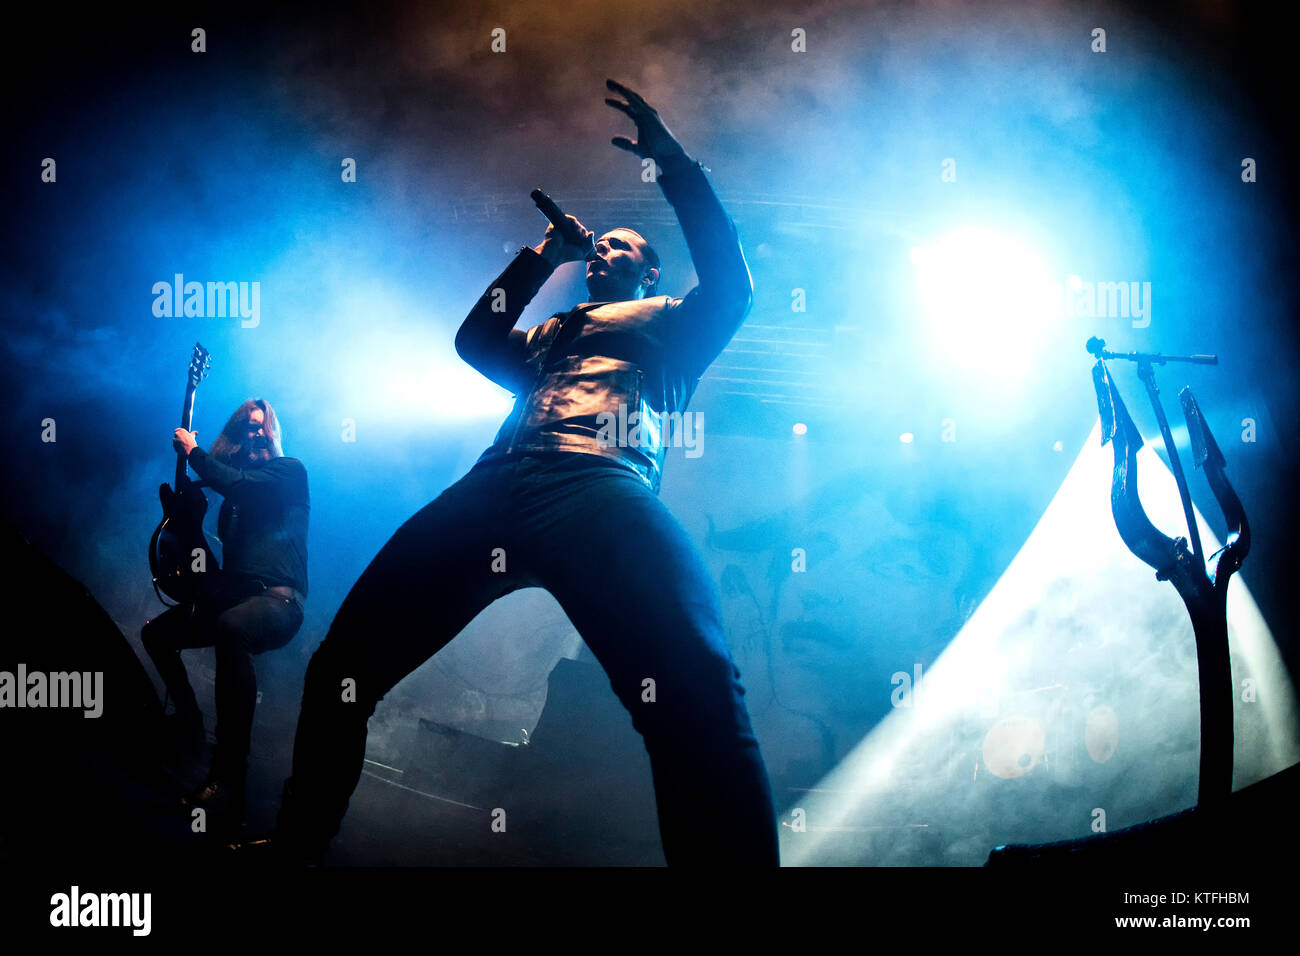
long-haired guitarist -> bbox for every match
[142,398,309,831]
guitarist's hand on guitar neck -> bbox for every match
[150,342,218,605]
[173,428,199,457]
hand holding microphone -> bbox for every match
[530,188,597,267]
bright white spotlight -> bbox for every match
[335,331,515,423]
[382,363,515,421]
[792,422,807,435]
[910,227,1063,374]
[327,286,517,423]
[899,432,914,444]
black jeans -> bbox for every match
[143,582,303,783]
[280,452,779,865]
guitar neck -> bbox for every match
[175,384,197,488]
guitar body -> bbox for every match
[148,342,219,606]
[149,480,220,605]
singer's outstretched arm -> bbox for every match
[656,158,754,380]
[604,79,753,378]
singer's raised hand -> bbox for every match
[533,215,594,267]
[605,79,690,169]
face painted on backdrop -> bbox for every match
[773,497,974,720]
[710,477,977,776]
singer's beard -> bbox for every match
[586,272,639,303]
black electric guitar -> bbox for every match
[148,343,220,605]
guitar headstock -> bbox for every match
[188,343,212,390]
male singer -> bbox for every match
[272,79,777,865]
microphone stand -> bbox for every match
[1087,337,1249,810]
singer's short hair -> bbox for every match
[617,228,660,296]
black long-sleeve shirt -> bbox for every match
[187,449,309,596]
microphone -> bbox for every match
[1085,336,1218,365]
[530,188,597,260]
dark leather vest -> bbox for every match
[477,296,701,493]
